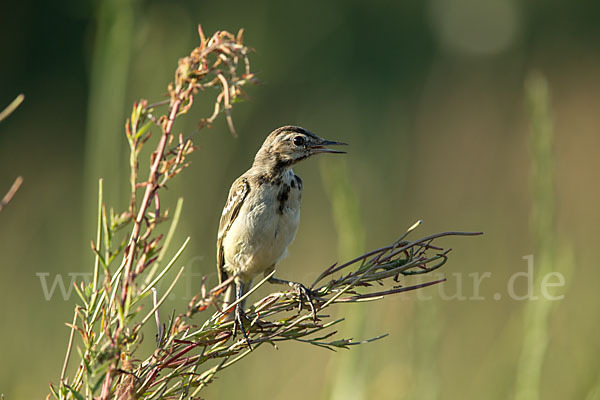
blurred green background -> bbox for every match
[1,0,598,399]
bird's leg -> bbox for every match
[268,276,318,322]
[232,281,253,350]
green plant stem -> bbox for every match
[321,157,368,400]
[83,0,136,259]
[514,71,556,400]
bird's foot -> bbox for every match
[233,304,253,350]
[292,282,318,322]
[268,277,319,322]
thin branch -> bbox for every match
[0,176,23,213]
[0,94,24,122]
[60,308,79,382]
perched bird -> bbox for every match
[216,125,346,343]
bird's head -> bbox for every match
[253,125,347,170]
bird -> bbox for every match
[216,125,346,345]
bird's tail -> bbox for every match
[222,279,252,321]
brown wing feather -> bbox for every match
[216,176,250,284]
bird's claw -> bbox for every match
[233,304,253,350]
[292,283,318,322]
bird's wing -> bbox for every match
[216,176,250,284]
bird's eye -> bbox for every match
[293,136,305,146]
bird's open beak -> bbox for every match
[310,139,348,154]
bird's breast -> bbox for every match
[223,171,302,279]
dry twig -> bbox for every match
[0,176,23,213]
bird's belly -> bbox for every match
[223,196,300,280]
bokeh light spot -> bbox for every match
[429,0,520,55]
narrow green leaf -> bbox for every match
[64,384,85,400]
[139,236,190,299]
[144,197,184,286]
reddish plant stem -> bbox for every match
[120,98,183,311]
[100,366,114,400]
[0,176,23,212]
